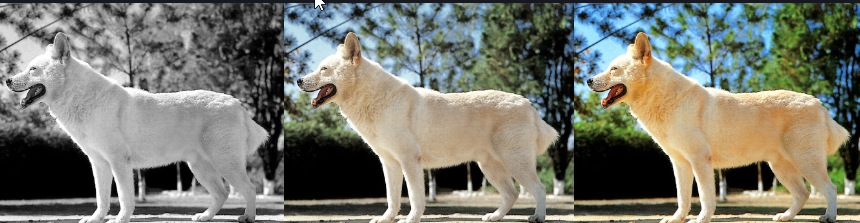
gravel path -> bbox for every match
[0,193,284,222]
[284,193,575,223]
[576,193,860,223]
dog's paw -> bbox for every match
[773,212,795,221]
[79,216,104,223]
[527,215,545,223]
[818,215,835,223]
[482,212,504,221]
[238,215,255,223]
[192,212,215,222]
[659,216,684,223]
[370,216,395,223]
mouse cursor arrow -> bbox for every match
[314,0,325,11]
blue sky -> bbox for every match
[574,3,775,105]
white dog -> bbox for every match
[5,33,267,223]
[588,32,849,223]
[297,32,558,223]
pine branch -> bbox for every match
[0,4,93,53]
[575,4,672,56]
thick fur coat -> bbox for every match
[588,32,849,223]
[298,32,558,223]
[6,33,267,223]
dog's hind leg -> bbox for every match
[476,158,517,222]
[187,159,228,222]
[796,152,837,223]
[80,156,112,223]
[501,151,546,223]
[767,160,809,222]
[214,155,257,223]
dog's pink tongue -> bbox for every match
[22,84,45,107]
[311,85,332,106]
[601,86,620,106]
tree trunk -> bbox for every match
[772,177,778,195]
[553,177,564,196]
[428,169,437,201]
[757,163,763,194]
[264,179,276,196]
[520,184,529,197]
[177,163,183,192]
[137,169,146,202]
[466,163,473,192]
[549,138,570,196]
[191,177,198,194]
[481,177,487,195]
[844,134,860,196]
[718,169,727,202]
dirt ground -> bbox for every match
[284,193,575,223]
[576,193,860,223]
[0,193,284,222]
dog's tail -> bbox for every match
[534,108,559,155]
[244,112,270,156]
[824,107,850,155]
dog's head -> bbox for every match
[296,32,363,109]
[5,32,73,109]
[587,32,653,109]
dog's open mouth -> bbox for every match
[308,84,337,109]
[597,84,626,108]
[15,84,46,109]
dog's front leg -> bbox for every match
[80,157,113,223]
[662,154,693,223]
[109,161,135,223]
[372,155,404,223]
[399,154,425,223]
[688,147,716,223]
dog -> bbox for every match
[297,32,558,223]
[5,32,267,223]
[587,32,849,223]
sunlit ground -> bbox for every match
[284,192,575,223]
[0,193,284,223]
[576,193,860,223]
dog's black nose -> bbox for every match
[296,78,303,86]
[586,78,593,86]
[5,78,10,87]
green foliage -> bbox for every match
[574,116,677,199]
[473,3,574,189]
[759,3,860,182]
[360,3,478,91]
[0,123,96,199]
[649,3,767,91]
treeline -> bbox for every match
[574,3,859,198]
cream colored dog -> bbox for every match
[297,32,558,223]
[587,32,849,223]
[5,33,267,223]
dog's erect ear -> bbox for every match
[628,32,652,66]
[342,32,362,66]
[51,32,71,64]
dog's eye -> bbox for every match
[321,67,327,71]
[29,67,36,71]
[611,67,617,71]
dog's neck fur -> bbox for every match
[48,57,127,135]
[626,58,705,132]
[337,57,414,133]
